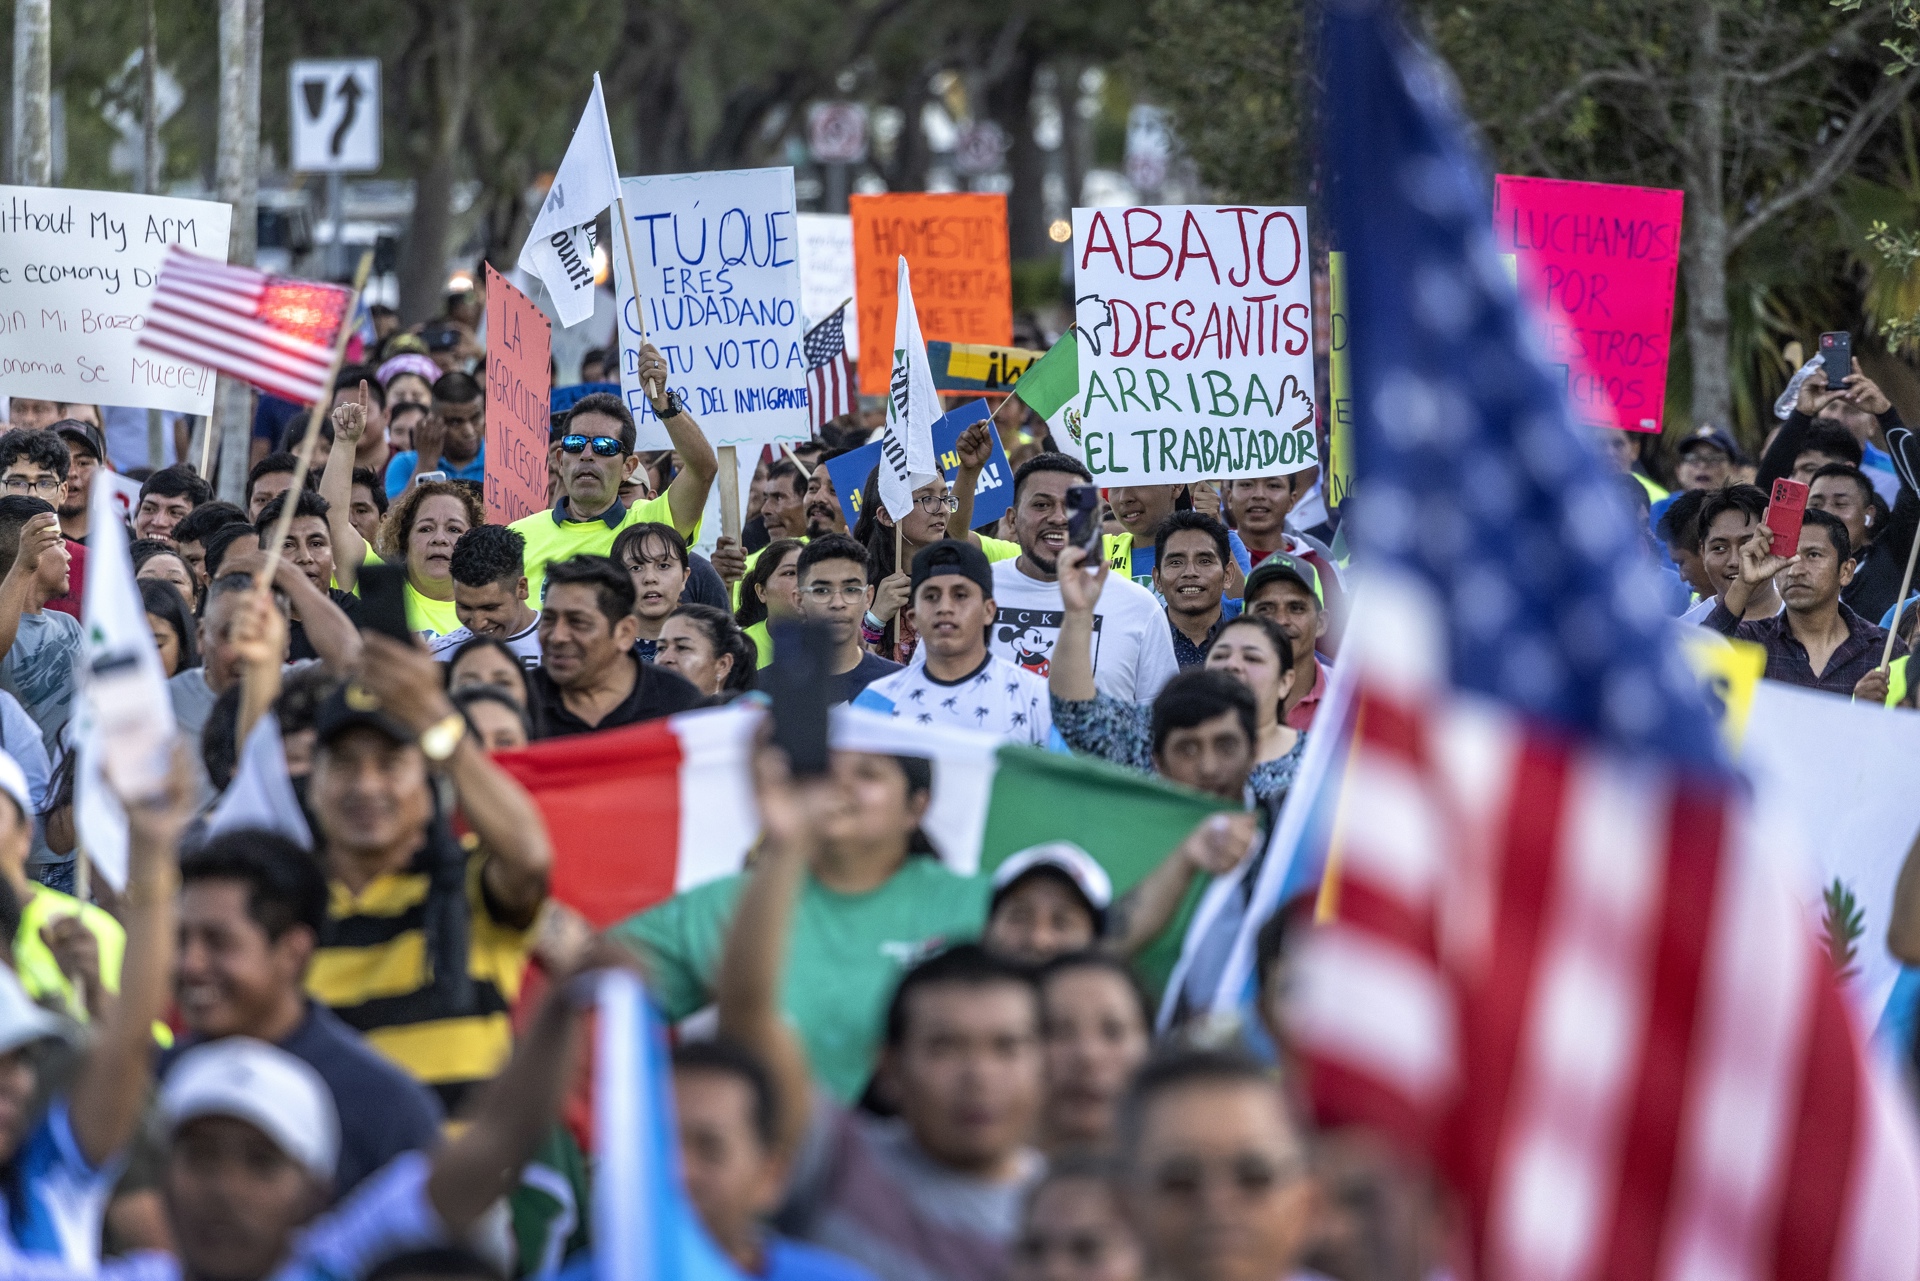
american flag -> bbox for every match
[138,246,353,405]
[804,304,854,431]
[1285,2,1920,1277]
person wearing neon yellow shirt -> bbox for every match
[512,346,716,605]
[0,748,123,1024]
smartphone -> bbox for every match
[1767,477,1810,558]
[1064,484,1104,560]
[1819,331,1852,389]
[413,470,448,486]
[356,562,415,644]
[764,620,834,777]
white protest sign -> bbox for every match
[612,168,809,451]
[0,186,232,415]
[796,212,858,349]
[1064,205,1317,484]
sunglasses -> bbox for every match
[559,434,626,458]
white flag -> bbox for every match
[879,257,941,522]
[519,74,622,328]
[74,471,176,890]
[206,713,313,849]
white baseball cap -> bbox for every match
[0,750,32,826]
[0,962,66,1058]
[990,841,1114,916]
[160,1039,340,1183]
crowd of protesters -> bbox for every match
[1,299,1918,1281]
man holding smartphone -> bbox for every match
[383,371,488,499]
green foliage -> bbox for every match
[1012,255,1064,315]
[1822,876,1866,983]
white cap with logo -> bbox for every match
[160,1038,340,1183]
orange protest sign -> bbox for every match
[483,265,552,526]
[849,193,1012,395]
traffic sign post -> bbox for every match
[290,58,380,279]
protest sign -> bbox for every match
[796,212,858,350]
[1326,251,1354,509]
[1064,205,1318,485]
[822,398,1013,530]
[611,167,810,451]
[1492,175,1684,435]
[0,186,232,415]
[926,340,1044,393]
[849,193,1012,395]
[484,265,553,526]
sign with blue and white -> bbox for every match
[824,398,1014,530]
[613,167,809,452]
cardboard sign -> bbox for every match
[484,265,553,525]
[1063,205,1318,485]
[796,212,858,351]
[1492,175,1683,435]
[927,340,1045,393]
[0,186,232,415]
[612,167,810,450]
[1326,251,1354,509]
[849,193,1012,395]
[822,398,1013,530]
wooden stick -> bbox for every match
[612,193,660,403]
[716,444,741,542]
[196,412,215,477]
[779,441,812,479]
[1883,526,1920,670]
[255,251,373,598]
[894,521,905,577]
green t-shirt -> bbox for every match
[510,492,692,605]
[731,536,810,610]
[614,857,988,1101]
[745,619,773,669]
[404,581,462,640]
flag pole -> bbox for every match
[254,250,373,600]
[612,194,659,404]
[1881,530,1920,672]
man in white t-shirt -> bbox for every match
[858,540,1051,745]
[985,455,1180,702]
[427,524,542,665]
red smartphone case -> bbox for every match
[1767,478,1809,558]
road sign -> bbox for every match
[807,102,868,165]
[290,59,381,173]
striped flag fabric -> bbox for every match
[804,304,854,430]
[138,246,351,405]
[1286,1,1920,1277]
[493,705,1230,990]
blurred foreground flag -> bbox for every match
[137,247,351,404]
[1291,1,1920,1277]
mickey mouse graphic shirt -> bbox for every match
[983,558,1182,703]
[856,652,1054,746]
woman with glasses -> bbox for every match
[850,465,960,663]
[611,521,690,662]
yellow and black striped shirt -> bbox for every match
[307,835,534,1113]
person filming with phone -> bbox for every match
[1705,505,1902,697]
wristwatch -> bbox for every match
[420,712,467,762]
[657,389,683,420]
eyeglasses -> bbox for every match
[913,491,959,513]
[1148,1153,1304,1200]
[559,434,625,457]
[2,475,62,496]
[803,583,869,602]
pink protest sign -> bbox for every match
[1492,176,1683,436]
[483,265,552,526]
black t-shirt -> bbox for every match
[289,588,361,661]
[527,651,705,738]
[683,553,731,610]
[756,649,902,704]
[158,1001,444,1200]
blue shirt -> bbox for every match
[385,446,487,499]
[762,1235,883,1281]
[1,1102,117,1266]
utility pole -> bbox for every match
[212,0,263,503]
[144,0,165,466]
[9,0,51,185]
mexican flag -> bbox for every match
[494,704,1233,983]
[1016,329,1079,425]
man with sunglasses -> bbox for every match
[770,535,900,703]
[510,344,718,604]
[1119,1049,1318,1281]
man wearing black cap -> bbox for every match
[854,540,1051,744]
[53,419,106,545]
[1674,426,1742,492]
[1242,555,1327,729]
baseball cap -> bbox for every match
[52,419,107,462]
[1245,553,1323,605]
[909,539,994,601]
[313,680,415,747]
[161,1039,339,1183]
[1677,426,1744,464]
[0,962,66,1059]
[990,841,1114,925]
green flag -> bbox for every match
[1014,330,1078,421]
